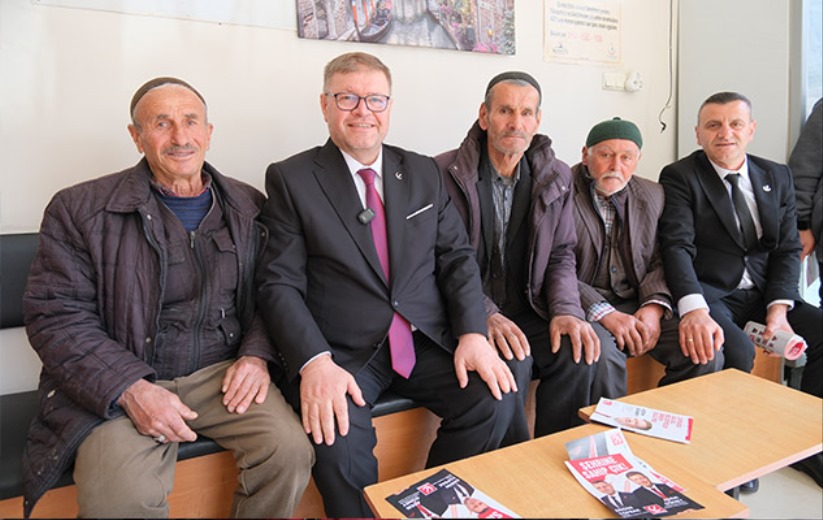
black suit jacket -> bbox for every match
[632,483,701,514]
[256,139,487,380]
[659,150,802,305]
[599,491,638,510]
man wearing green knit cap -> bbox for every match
[571,117,721,393]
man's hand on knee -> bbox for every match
[549,315,601,365]
[222,355,270,414]
[487,312,531,361]
[678,309,723,364]
[299,355,365,446]
[118,379,198,443]
[454,332,517,400]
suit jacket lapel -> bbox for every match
[382,148,408,285]
[695,153,746,249]
[748,160,777,248]
[313,141,387,284]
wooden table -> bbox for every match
[364,423,749,518]
[579,369,823,491]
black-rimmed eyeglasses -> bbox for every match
[325,92,391,113]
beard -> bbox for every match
[594,171,628,197]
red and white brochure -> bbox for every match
[565,429,703,518]
[385,468,520,518]
[589,397,694,443]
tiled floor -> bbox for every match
[739,464,822,519]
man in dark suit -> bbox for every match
[658,91,822,489]
[572,117,721,389]
[256,52,519,517]
[658,91,821,386]
[591,478,639,512]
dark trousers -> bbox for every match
[709,288,822,398]
[504,310,625,438]
[284,332,518,517]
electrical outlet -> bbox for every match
[602,72,627,91]
[625,71,643,92]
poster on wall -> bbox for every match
[544,0,621,64]
[296,0,515,55]
[33,0,295,29]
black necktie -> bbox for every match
[725,173,758,250]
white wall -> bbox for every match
[0,0,680,394]
[0,1,808,395]
[677,0,797,161]
[0,0,678,234]
[676,0,823,306]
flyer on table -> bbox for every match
[589,397,694,443]
[565,429,704,518]
[385,468,520,518]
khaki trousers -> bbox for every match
[74,360,313,518]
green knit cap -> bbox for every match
[586,117,643,149]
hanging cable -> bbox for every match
[658,0,675,133]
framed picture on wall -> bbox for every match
[296,0,516,55]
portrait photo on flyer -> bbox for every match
[565,430,704,518]
[589,397,694,443]
[385,468,520,518]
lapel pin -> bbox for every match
[395,171,403,180]
[763,185,771,192]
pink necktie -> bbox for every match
[357,168,416,378]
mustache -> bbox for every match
[163,145,197,154]
[594,172,627,197]
[501,131,528,140]
[600,171,624,180]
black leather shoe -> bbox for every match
[739,478,759,494]
[791,453,823,487]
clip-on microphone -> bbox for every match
[358,208,375,225]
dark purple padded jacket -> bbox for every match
[21,159,272,516]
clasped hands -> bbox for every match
[598,305,663,357]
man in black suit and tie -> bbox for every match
[658,91,822,489]
[658,91,821,388]
[256,52,519,517]
[626,471,702,515]
[592,478,639,513]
